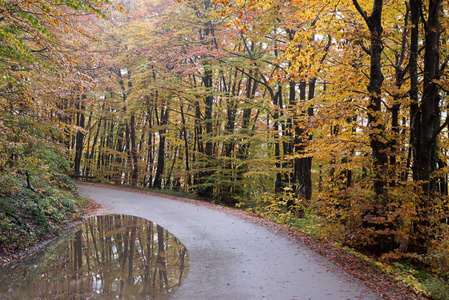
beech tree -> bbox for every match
[61,0,448,265]
[212,0,448,256]
[0,0,117,251]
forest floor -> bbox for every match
[1,181,428,299]
[0,196,107,265]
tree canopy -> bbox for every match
[1,0,449,296]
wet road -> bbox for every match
[78,184,382,300]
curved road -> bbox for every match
[78,184,381,300]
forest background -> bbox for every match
[0,0,448,297]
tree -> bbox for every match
[0,0,116,251]
[57,0,448,263]
[213,0,448,256]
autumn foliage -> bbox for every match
[0,0,116,252]
[1,0,449,291]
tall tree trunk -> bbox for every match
[408,0,419,184]
[153,107,169,189]
[292,81,313,201]
[125,122,131,184]
[415,0,441,198]
[198,68,215,198]
[353,0,396,255]
[180,105,192,187]
[83,110,93,175]
[130,112,138,186]
[273,87,283,194]
[409,0,443,253]
[353,0,388,200]
[74,95,86,175]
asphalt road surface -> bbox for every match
[78,184,382,300]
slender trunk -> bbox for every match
[154,107,169,189]
[293,81,313,200]
[353,0,388,199]
[84,110,93,175]
[74,95,86,175]
[273,87,283,194]
[199,68,214,198]
[130,112,138,186]
[125,122,131,184]
[165,145,178,189]
[181,105,192,187]
[90,117,102,160]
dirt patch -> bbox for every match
[80,195,110,217]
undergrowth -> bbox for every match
[0,128,85,255]
[0,173,83,253]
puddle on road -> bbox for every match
[0,214,189,299]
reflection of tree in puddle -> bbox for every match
[0,214,189,299]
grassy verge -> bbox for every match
[345,251,449,299]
